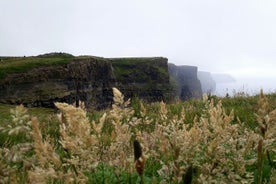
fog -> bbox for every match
[0,0,275,94]
[215,76,276,97]
[215,62,276,96]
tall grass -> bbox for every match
[0,89,275,183]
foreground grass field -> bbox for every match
[0,90,275,183]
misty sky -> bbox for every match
[1,0,276,92]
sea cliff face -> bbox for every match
[0,55,174,109]
[168,63,203,100]
[110,57,174,102]
[0,54,208,109]
[0,57,115,109]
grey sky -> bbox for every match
[1,0,276,88]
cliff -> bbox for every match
[197,71,216,94]
[0,57,115,109]
[168,63,202,100]
[110,57,173,102]
[0,54,173,109]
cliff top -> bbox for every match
[0,53,74,79]
[0,52,166,80]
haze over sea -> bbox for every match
[214,76,276,97]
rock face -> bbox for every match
[168,64,202,100]
[0,56,174,109]
[110,57,174,102]
[0,58,115,109]
[197,71,216,94]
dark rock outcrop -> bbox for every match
[197,71,216,94]
[168,64,202,100]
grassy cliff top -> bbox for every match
[0,53,168,80]
[0,53,75,79]
[108,57,167,63]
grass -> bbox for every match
[0,54,169,81]
[0,54,74,79]
[0,103,14,122]
[0,91,275,183]
[1,93,275,144]
[0,104,58,147]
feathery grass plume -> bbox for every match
[159,101,168,121]
[0,104,32,138]
[154,96,257,183]
[0,105,34,183]
[0,148,18,184]
[140,101,147,118]
[110,87,134,122]
[29,103,100,183]
[106,87,149,182]
[54,102,100,182]
[198,98,257,183]
[112,87,125,107]
[256,89,270,137]
[154,101,189,183]
[255,90,276,183]
[2,143,33,164]
[28,117,62,183]
[31,117,61,168]
[107,116,132,171]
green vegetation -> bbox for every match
[0,53,74,79]
[0,54,169,84]
[110,57,169,82]
[0,91,275,183]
